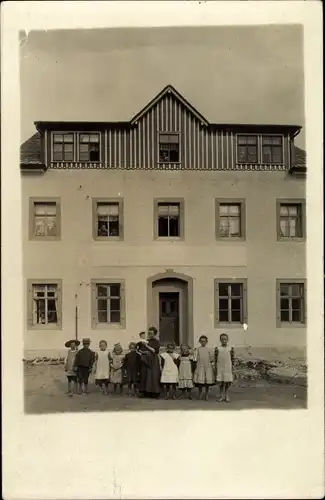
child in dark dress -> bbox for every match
[73,338,96,395]
[123,342,139,396]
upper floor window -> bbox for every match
[93,198,123,240]
[53,133,74,161]
[277,200,305,240]
[155,200,184,238]
[79,133,100,162]
[51,132,101,162]
[29,198,61,240]
[237,134,284,164]
[216,199,246,240]
[237,135,258,163]
[262,136,283,163]
[159,133,180,163]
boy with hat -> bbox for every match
[73,338,96,395]
[64,339,80,395]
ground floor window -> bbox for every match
[277,279,306,326]
[27,280,62,329]
[91,280,125,328]
[214,279,247,326]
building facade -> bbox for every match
[21,86,307,360]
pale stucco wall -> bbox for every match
[22,168,306,360]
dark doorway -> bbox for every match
[159,292,180,345]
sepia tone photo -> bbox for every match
[21,25,307,414]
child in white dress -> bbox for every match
[178,344,195,399]
[94,340,110,395]
[193,335,215,400]
[160,343,179,399]
[215,333,235,403]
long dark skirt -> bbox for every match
[138,353,161,397]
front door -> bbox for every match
[159,292,180,345]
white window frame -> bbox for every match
[91,279,126,329]
[27,279,62,330]
[29,197,61,241]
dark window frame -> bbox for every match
[262,135,284,164]
[78,132,101,162]
[236,134,258,164]
[52,133,75,162]
[158,132,181,164]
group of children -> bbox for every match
[64,332,235,402]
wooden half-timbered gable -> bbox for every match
[21,85,305,174]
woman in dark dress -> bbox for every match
[138,326,161,398]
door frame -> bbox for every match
[147,271,194,346]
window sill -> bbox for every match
[216,237,246,242]
[92,323,125,330]
[154,236,184,242]
[277,237,305,243]
[277,322,306,329]
[28,324,62,331]
[29,236,61,241]
[157,161,181,165]
[93,236,124,242]
[214,323,245,329]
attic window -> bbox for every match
[159,133,180,163]
[53,133,74,161]
[79,133,100,162]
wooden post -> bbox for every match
[75,306,78,341]
[75,294,78,341]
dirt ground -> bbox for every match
[24,364,307,414]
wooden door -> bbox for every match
[159,292,180,345]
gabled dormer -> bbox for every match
[20,85,305,174]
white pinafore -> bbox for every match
[95,350,110,380]
[216,345,233,382]
[160,352,179,384]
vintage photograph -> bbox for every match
[21,25,307,414]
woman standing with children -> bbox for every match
[138,326,161,398]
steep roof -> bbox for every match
[130,85,209,126]
[20,133,42,165]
